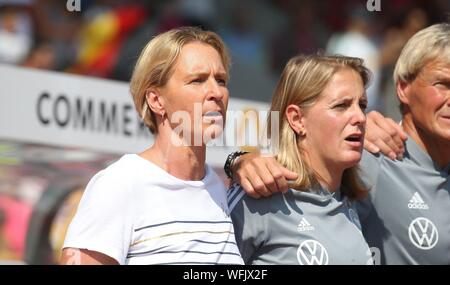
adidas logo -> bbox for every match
[408,192,429,210]
[297,218,315,232]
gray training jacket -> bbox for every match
[357,138,450,265]
[228,183,372,265]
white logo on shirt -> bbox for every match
[297,218,315,232]
[408,192,429,210]
[408,217,439,250]
[297,240,329,265]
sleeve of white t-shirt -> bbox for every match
[63,169,134,264]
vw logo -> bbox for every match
[297,240,329,265]
[408,217,439,250]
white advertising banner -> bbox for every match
[0,65,270,166]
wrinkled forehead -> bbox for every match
[417,58,450,79]
[175,42,228,75]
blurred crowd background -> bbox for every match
[1,0,449,120]
[0,0,449,264]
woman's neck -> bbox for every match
[304,151,343,193]
[140,134,206,181]
[314,164,343,193]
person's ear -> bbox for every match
[397,80,411,106]
[145,88,166,117]
[285,104,306,136]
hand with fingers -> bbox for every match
[231,152,298,198]
[364,111,408,160]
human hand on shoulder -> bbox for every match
[230,152,298,199]
[364,111,408,160]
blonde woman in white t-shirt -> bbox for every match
[61,27,243,265]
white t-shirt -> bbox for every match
[63,154,243,265]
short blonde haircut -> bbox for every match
[394,23,450,112]
[268,54,371,200]
[130,26,230,134]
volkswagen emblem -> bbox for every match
[297,239,329,265]
[408,217,439,250]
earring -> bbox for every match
[141,103,148,121]
[298,129,306,136]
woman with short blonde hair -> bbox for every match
[62,27,243,265]
[130,27,230,134]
